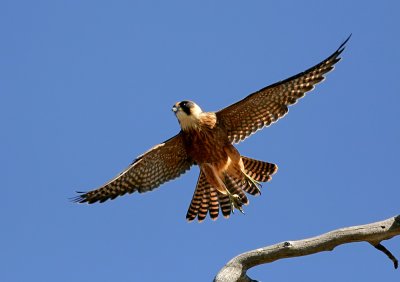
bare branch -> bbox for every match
[214,215,400,282]
[373,243,399,269]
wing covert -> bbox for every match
[74,133,193,204]
[217,35,350,143]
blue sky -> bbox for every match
[1,1,399,281]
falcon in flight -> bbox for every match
[74,36,350,222]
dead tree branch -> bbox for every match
[214,215,400,282]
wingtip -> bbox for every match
[69,196,84,204]
[337,33,352,53]
[70,191,87,203]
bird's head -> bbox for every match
[172,100,203,131]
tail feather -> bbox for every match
[209,187,219,220]
[186,172,220,222]
[224,174,248,205]
[242,156,278,183]
[198,185,210,222]
[242,180,261,196]
[186,172,207,221]
[218,193,232,218]
[186,157,277,222]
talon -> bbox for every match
[227,192,244,214]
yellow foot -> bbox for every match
[227,192,245,214]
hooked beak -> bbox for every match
[172,105,179,113]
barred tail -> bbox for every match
[186,157,277,222]
[186,172,220,222]
[241,156,278,195]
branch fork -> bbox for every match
[214,215,400,282]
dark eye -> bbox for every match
[179,101,192,115]
[179,101,190,108]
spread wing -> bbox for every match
[217,35,350,144]
[73,133,193,204]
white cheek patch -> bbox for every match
[191,105,203,118]
[176,111,199,130]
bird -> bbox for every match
[73,35,350,222]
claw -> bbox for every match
[227,192,244,214]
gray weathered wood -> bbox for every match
[214,215,400,282]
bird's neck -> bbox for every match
[179,112,217,132]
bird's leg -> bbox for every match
[226,190,244,214]
[243,172,262,195]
